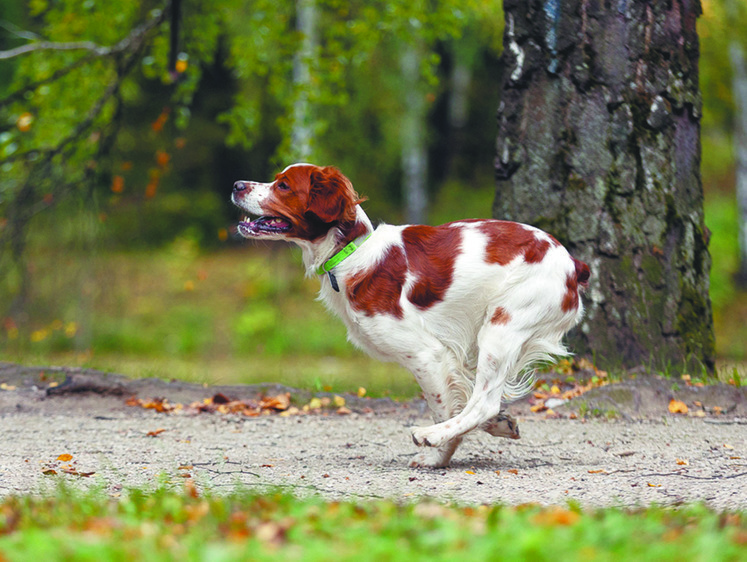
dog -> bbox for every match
[232,163,590,467]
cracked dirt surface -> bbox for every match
[1,363,746,509]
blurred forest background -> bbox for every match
[0,0,744,395]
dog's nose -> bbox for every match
[233,181,248,192]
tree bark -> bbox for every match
[494,0,715,373]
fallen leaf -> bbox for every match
[357,387,367,397]
[57,454,73,462]
[647,482,662,488]
[307,397,322,409]
[212,393,231,404]
[260,393,290,411]
[146,428,166,437]
[507,469,518,475]
[676,459,689,465]
[336,406,352,415]
[185,479,199,499]
[668,399,688,414]
[588,469,608,474]
[531,507,580,526]
[724,444,734,450]
[42,469,57,475]
[333,395,346,407]
[465,470,475,475]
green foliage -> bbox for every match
[0,485,744,561]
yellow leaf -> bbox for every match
[668,399,688,414]
[465,470,475,475]
[333,395,345,407]
[550,385,561,394]
[647,482,662,487]
[357,387,367,398]
[57,454,73,462]
[676,459,689,466]
[724,444,734,450]
[308,397,322,409]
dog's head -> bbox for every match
[232,164,366,242]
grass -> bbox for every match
[1,239,418,398]
[0,484,744,561]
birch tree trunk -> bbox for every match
[400,43,428,225]
[292,0,317,161]
[729,40,747,287]
[494,0,715,372]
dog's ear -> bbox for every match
[307,167,365,223]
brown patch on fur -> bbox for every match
[402,225,462,310]
[561,273,580,312]
[562,257,590,312]
[346,246,407,319]
[479,221,553,266]
[490,307,511,325]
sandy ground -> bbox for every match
[1,362,746,509]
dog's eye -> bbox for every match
[277,181,290,192]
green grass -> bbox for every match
[1,240,417,398]
[0,485,744,561]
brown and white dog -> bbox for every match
[232,164,590,467]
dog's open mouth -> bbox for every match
[238,216,292,237]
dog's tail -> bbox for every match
[573,257,590,288]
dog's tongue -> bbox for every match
[259,217,290,230]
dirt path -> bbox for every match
[1,363,746,509]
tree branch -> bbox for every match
[0,3,170,113]
[0,40,107,60]
[0,5,170,61]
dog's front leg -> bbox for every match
[400,345,467,468]
[409,436,463,468]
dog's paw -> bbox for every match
[409,449,452,468]
[411,426,448,449]
[481,412,520,439]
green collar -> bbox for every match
[317,234,371,276]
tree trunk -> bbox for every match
[494,0,715,373]
[729,40,747,287]
[400,43,428,225]
[292,0,317,161]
